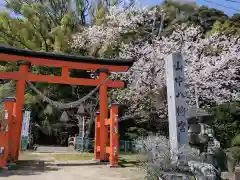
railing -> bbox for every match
[20,136,144,153]
[75,137,143,153]
[20,136,29,151]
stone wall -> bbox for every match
[235,166,240,180]
[221,167,240,180]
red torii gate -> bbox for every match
[0,46,133,167]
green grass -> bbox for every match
[119,154,140,167]
[52,152,142,166]
[19,152,40,160]
[53,153,94,161]
[19,151,144,167]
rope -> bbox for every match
[17,71,111,110]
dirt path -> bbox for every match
[0,165,144,180]
[0,153,145,180]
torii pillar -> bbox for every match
[14,61,30,160]
[99,69,109,161]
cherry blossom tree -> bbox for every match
[71,4,240,124]
[71,3,238,178]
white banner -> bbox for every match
[21,111,31,137]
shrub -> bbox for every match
[225,146,240,172]
[214,148,227,171]
[135,135,200,180]
[231,134,240,147]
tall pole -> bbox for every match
[99,69,108,161]
[195,84,199,108]
[94,112,100,160]
[15,61,30,160]
[165,53,189,156]
[82,116,85,138]
[0,98,15,167]
[108,104,119,167]
[78,118,81,135]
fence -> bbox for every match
[20,136,29,151]
[20,136,144,153]
[75,137,143,153]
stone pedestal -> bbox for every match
[158,173,194,180]
[235,166,240,180]
[200,152,216,166]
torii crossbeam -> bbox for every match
[0,46,133,167]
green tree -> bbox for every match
[1,1,77,52]
[89,0,126,25]
[188,6,228,32]
[151,1,230,36]
[210,20,240,35]
[231,13,240,25]
[209,102,240,149]
[0,0,92,144]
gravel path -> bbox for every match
[0,153,144,180]
[0,165,144,180]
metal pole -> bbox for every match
[82,116,85,151]
[78,118,81,136]
[82,116,85,138]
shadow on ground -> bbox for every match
[55,158,139,168]
[55,161,108,167]
[118,157,140,168]
[0,160,59,177]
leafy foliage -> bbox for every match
[232,134,240,147]
[0,0,92,144]
[1,1,77,52]
[209,102,240,149]
[225,134,240,169]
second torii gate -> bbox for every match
[0,46,133,167]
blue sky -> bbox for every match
[0,0,239,16]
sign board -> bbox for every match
[21,111,31,137]
[4,110,8,120]
[165,53,189,153]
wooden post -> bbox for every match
[108,104,119,167]
[0,97,15,167]
[99,69,108,161]
[14,61,30,161]
[0,109,9,168]
[94,112,100,160]
[165,53,188,156]
[5,98,16,163]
